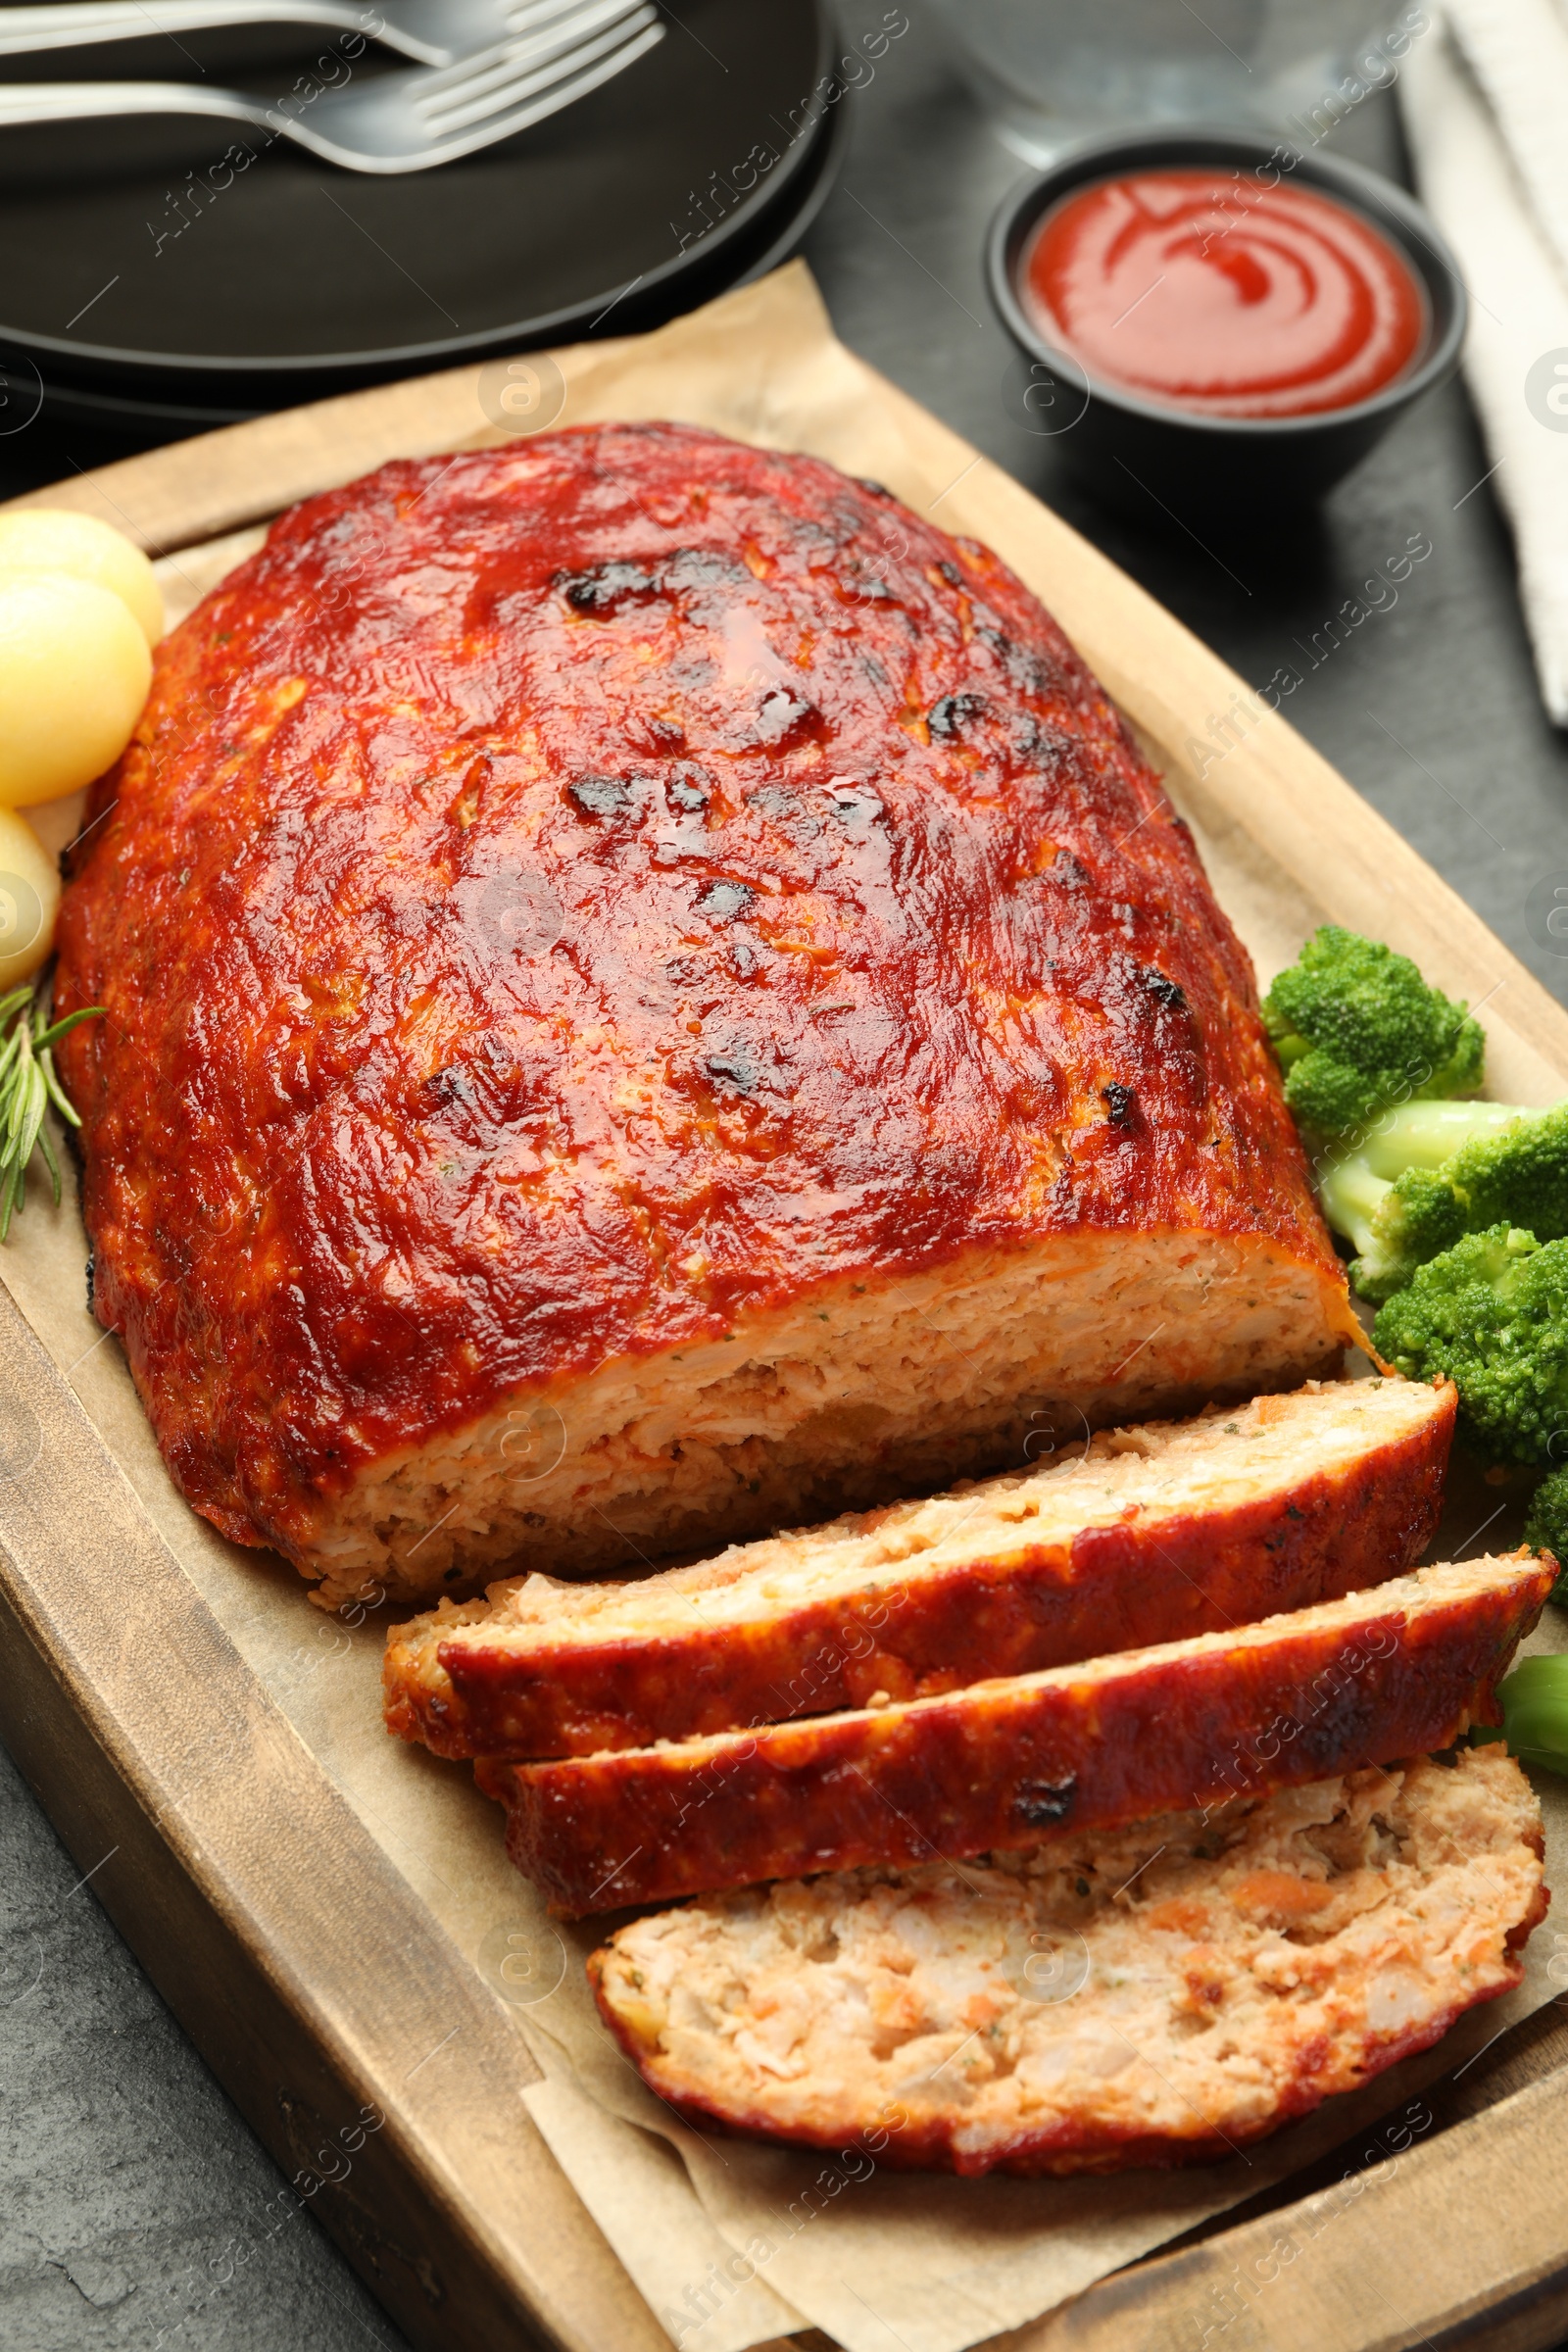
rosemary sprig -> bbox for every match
[0,980,102,1242]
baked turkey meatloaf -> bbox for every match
[54,422,1359,1608]
[591,1747,1546,2176]
[386,1376,1454,1757]
[478,1552,1553,1913]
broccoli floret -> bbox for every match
[1262,925,1484,1141]
[1372,1225,1568,1463]
[1346,1166,1469,1302]
[1524,1465,1568,1604]
[1316,1099,1568,1303]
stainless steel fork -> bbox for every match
[0,0,557,70]
[0,0,663,171]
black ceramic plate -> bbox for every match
[0,0,832,415]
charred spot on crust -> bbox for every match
[858,477,892,499]
[753,687,817,746]
[1012,1777,1077,1827]
[936,560,963,589]
[973,622,1060,700]
[827,783,883,830]
[84,1248,95,1314]
[665,764,710,813]
[695,880,755,922]
[423,1066,478,1112]
[927,692,988,740]
[1102,1083,1138,1125]
[568,774,633,818]
[557,563,659,614]
[704,1044,765,1096]
[1140,969,1188,1013]
[1052,851,1090,889]
[663,546,751,591]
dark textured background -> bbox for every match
[4,8,1567,2348]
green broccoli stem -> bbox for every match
[1316,1101,1529,1255]
[1350,1100,1526,1179]
[1315,1155,1390,1259]
[1490,1654,1568,1775]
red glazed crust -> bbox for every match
[54,423,1355,1603]
[477,1552,1553,1913]
[384,1377,1454,1757]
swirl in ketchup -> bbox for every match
[1020,171,1428,419]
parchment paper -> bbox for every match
[10,265,1568,2352]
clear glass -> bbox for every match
[924,0,1414,163]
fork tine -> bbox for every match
[421,13,662,147]
[417,4,653,131]
[500,0,620,31]
[416,0,637,100]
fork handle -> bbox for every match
[0,77,274,130]
[0,4,436,63]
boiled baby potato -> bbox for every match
[0,805,60,990]
[0,507,162,644]
[0,570,152,808]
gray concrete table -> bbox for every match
[4,15,1566,2351]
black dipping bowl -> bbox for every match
[986,127,1467,510]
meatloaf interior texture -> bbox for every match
[54,423,1357,1609]
[590,1747,1546,2177]
[385,1376,1454,1757]
[478,1552,1553,1912]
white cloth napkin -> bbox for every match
[1399,1,1568,722]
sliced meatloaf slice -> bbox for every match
[590,1747,1546,2176]
[54,423,1358,1611]
[386,1377,1454,1757]
[477,1552,1553,1913]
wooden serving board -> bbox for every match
[5,263,1568,2352]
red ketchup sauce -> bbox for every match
[1019,170,1427,419]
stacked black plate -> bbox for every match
[0,0,841,429]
